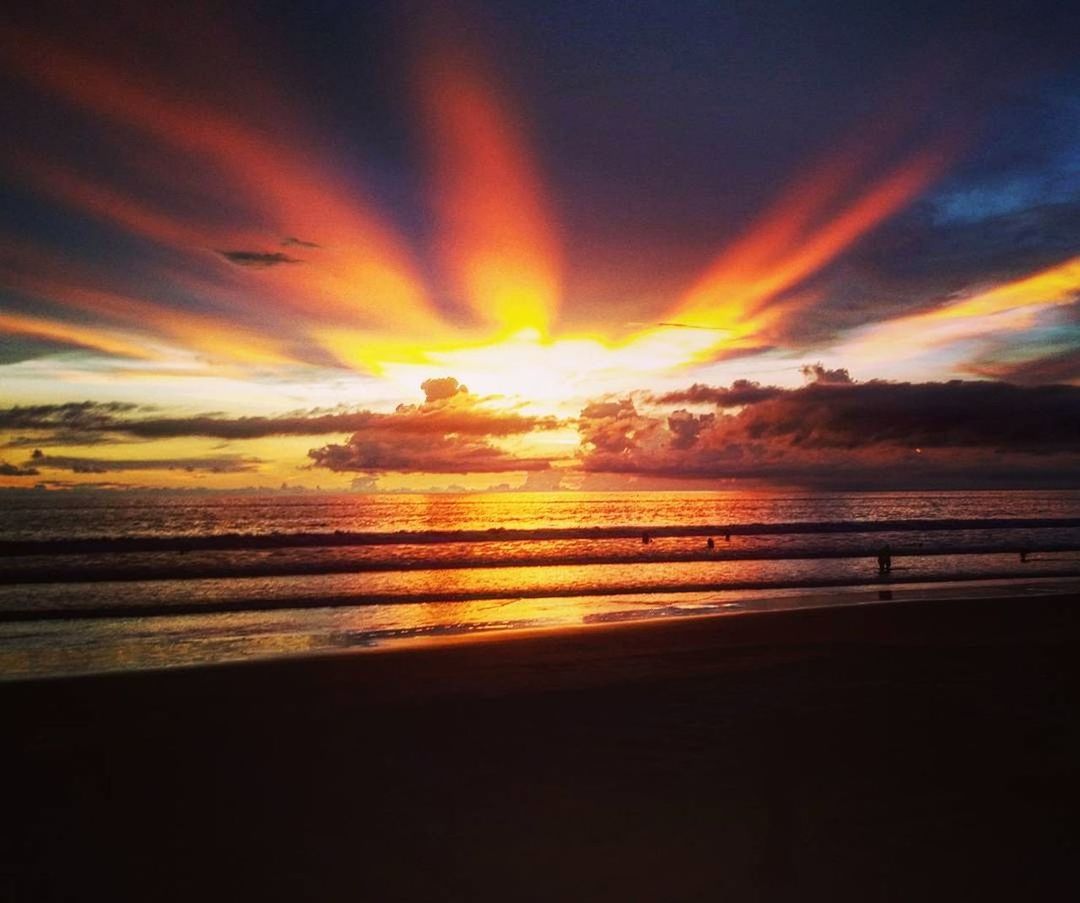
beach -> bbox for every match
[6,587,1080,901]
[5,2,1080,898]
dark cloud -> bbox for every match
[654,380,784,407]
[308,379,555,474]
[0,394,560,443]
[730,381,1080,451]
[308,435,550,474]
[969,347,1080,386]
[281,236,321,248]
[578,380,1080,488]
[2,433,126,448]
[667,409,715,450]
[793,206,1080,346]
[0,401,142,431]
[0,460,39,476]
[26,452,262,474]
[217,250,301,268]
[0,400,146,448]
[800,363,853,384]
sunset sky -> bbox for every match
[2,0,1079,491]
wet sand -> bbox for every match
[5,590,1080,900]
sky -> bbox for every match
[1,0,1079,491]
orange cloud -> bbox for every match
[838,255,1080,365]
[0,244,298,367]
[670,146,948,346]
[0,311,155,360]
[1,28,442,336]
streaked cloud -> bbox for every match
[0,383,562,445]
[218,250,301,268]
[25,450,262,474]
[0,461,39,476]
[652,380,784,408]
[835,255,1080,373]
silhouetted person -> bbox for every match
[724,529,731,542]
[706,537,715,550]
[641,531,651,545]
[1020,549,1029,563]
[877,544,892,573]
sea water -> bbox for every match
[2,489,1079,677]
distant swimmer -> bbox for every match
[642,531,651,545]
[706,537,715,550]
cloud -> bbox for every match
[800,363,852,384]
[965,307,1080,385]
[308,435,550,474]
[577,379,1080,488]
[281,237,321,248]
[969,347,1080,386]
[0,396,561,444]
[0,401,142,431]
[0,461,39,476]
[421,376,468,402]
[0,401,150,447]
[217,250,301,268]
[308,378,555,474]
[349,475,379,492]
[654,379,783,407]
[26,451,262,474]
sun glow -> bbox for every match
[366,326,719,413]
[418,45,561,336]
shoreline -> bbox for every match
[4,575,1080,683]
[4,565,1080,624]
[7,578,1080,691]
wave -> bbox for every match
[4,565,1080,622]
[3,542,1080,585]
[3,517,1079,557]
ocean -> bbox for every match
[3,489,1080,678]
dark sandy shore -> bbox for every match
[5,591,1080,901]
